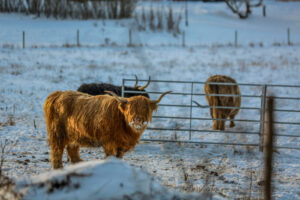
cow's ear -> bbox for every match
[150,102,158,111]
[118,102,127,113]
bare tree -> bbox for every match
[225,0,264,19]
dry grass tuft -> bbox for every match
[0,115,16,129]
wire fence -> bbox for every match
[122,78,300,151]
[1,27,300,49]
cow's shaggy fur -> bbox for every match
[44,90,171,169]
[77,76,150,98]
[196,75,241,131]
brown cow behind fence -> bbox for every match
[44,90,171,169]
[194,75,241,131]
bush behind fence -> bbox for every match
[0,0,137,19]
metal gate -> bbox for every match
[122,78,300,151]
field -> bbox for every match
[1,0,300,199]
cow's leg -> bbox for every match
[66,144,82,164]
[229,114,236,128]
[217,111,225,131]
[47,118,68,169]
[50,143,65,169]
[212,109,225,130]
[116,147,125,158]
[211,108,218,130]
[209,108,214,118]
[48,126,66,169]
[103,145,117,158]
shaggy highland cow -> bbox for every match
[44,90,171,169]
[77,76,151,98]
[194,75,241,131]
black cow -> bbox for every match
[77,76,151,98]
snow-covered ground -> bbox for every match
[14,158,208,200]
[0,0,300,199]
[1,1,300,47]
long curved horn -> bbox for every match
[138,76,151,90]
[192,100,206,108]
[134,75,138,88]
[151,91,172,104]
[105,91,128,103]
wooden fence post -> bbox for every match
[77,29,80,47]
[260,85,267,152]
[264,96,275,200]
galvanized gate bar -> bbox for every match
[275,146,300,150]
[124,90,260,98]
[146,127,260,135]
[140,138,260,146]
[123,78,265,86]
[147,128,300,137]
[123,78,300,88]
[122,78,300,150]
[272,108,300,112]
[272,121,300,125]
[265,84,300,88]
[275,134,300,138]
[273,96,300,100]
[140,139,300,150]
[123,89,300,100]
[152,116,261,123]
[158,104,261,110]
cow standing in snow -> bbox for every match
[44,90,171,169]
[194,75,241,131]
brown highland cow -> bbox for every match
[44,90,171,169]
[194,75,241,131]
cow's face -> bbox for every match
[118,96,155,133]
[105,90,171,133]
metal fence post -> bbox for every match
[182,31,185,47]
[287,28,291,46]
[259,85,267,151]
[234,30,238,47]
[122,79,125,97]
[189,82,194,140]
[129,29,132,46]
[22,31,25,49]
